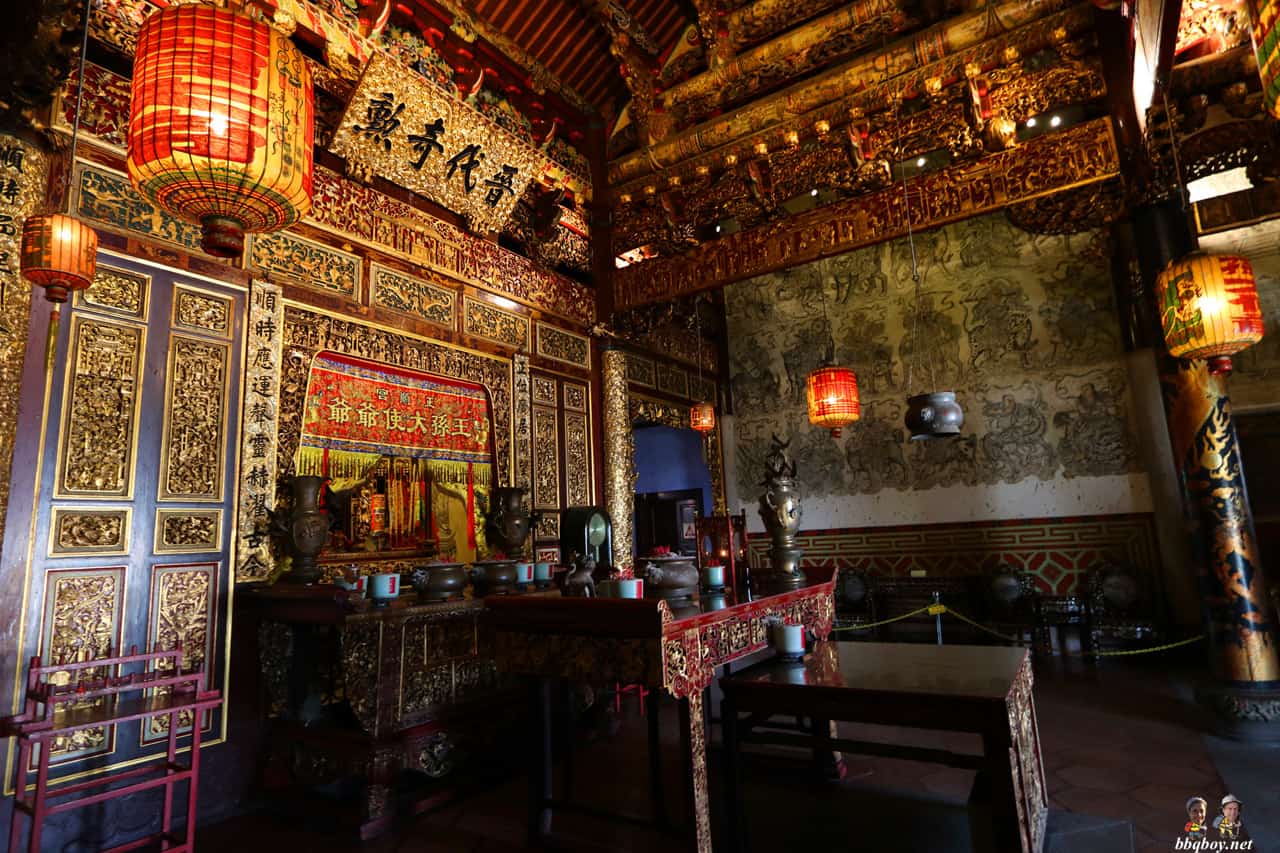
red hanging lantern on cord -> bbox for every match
[806,365,860,438]
[1155,252,1264,375]
[21,213,97,305]
[127,4,314,258]
[690,400,716,433]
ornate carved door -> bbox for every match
[4,250,243,791]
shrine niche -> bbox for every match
[294,352,496,563]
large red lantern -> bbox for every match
[690,400,716,433]
[1155,252,1264,375]
[806,365,860,438]
[127,5,314,258]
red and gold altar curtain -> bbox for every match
[298,352,494,559]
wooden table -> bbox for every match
[486,572,837,853]
[719,641,1047,853]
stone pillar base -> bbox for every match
[1195,683,1280,742]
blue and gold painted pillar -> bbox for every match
[1134,203,1280,704]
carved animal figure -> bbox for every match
[564,553,596,598]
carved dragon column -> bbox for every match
[601,345,635,572]
[1134,202,1280,739]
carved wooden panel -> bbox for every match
[39,567,125,764]
[75,264,148,321]
[463,295,531,350]
[172,285,232,338]
[236,281,282,582]
[154,508,223,554]
[143,563,216,742]
[532,375,557,406]
[562,382,588,412]
[55,316,145,500]
[533,405,560,512]
[564,411,591,507]
[626,353,656,388]
[656,361,689,398]
[247,231,361,301]
[370,262,456,330]
[158,335,230,502]
[536,322,590,369]
[48,507,131,557]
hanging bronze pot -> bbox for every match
[905,391,964,440]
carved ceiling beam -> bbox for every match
[612,116,1119,309]
[660,0,921,127]
[724,0,851,53]
[691,0,733,69]
[609,0,1091,185]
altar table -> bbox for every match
[719,641,1047,853]
[485,572,837,853]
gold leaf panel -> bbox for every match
[625,353,655,388]
[159,335,229,502]
[564,411,591,506]
[172,286,232,337]
[144,564,215,741]
[533,406,560,511]
[536,323,591,369]
[656,361,690,399]
[76,264,148,321]
[463,295,530,350]
[49,507,131,557]
[247,231,361,300]
[563,382,588,412]
[371,262,456,329]
[155,508,223,554]
[56,316,144,499]
[40,568,124,764]
[532,375,556,406]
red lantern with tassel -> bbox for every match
[20,213,97,304]
[806,366,860,438]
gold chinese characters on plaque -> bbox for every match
[330,53,550,233]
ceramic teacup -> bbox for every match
[515,562,534,584]
[369,572,400,604]
[770,622,806,658]
[534,562,552,582]
[701,564,725,588]
[616,578,643,599]
[338,575,367,598]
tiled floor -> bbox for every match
[203,652,1274,852]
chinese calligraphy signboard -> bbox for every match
[330,54,549,233]
[235,280,283,583]
[297,351,493,484]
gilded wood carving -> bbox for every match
[236,281,284,583]
[159,335,230,502]
[247,231,361,301]
[172,286,232,337]
[370,262,456,329]
[144,564,215,740]
[463,295,531,350]
[536,323,591,369]
[532,405,560,512]
[48,507,131,557]
[155,508,223,554]
[77,264,148,320]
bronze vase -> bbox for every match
[288,475,329,584]
[486,486,532,555]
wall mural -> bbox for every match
[726,212,1143,502]
[1198,221,1280,412]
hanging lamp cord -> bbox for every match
[67,0,93,206]
[897,98,923,395]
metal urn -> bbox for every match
[485,486,533,555]
[758,435,805,588]
[905,391,964,440]
[287,475,329,584]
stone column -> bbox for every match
[1133,202,1280,736]
[601,346,635,572]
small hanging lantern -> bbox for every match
[1247,0,1280,118]
[20,213,97,304]
[690,400,716,433]
[1155,252,1264,375]
[806,365,860,438]
[127,4,314,258]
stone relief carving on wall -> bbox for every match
[726,212,1143,501]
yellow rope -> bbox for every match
[835,603,1206,657]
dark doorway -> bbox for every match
[634,488,703,558]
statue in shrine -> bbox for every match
[759,435,805,587]
[564,552,596,598]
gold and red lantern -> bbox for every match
[127,4,314,258]
[1155,252,1264,375]
[20,213,97,303]
[690,400,716,433]
[806,365,860,438]
[1248,0,1280,118]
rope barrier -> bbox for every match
[833,603,1205,657]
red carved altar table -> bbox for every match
[486,572,837,853]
